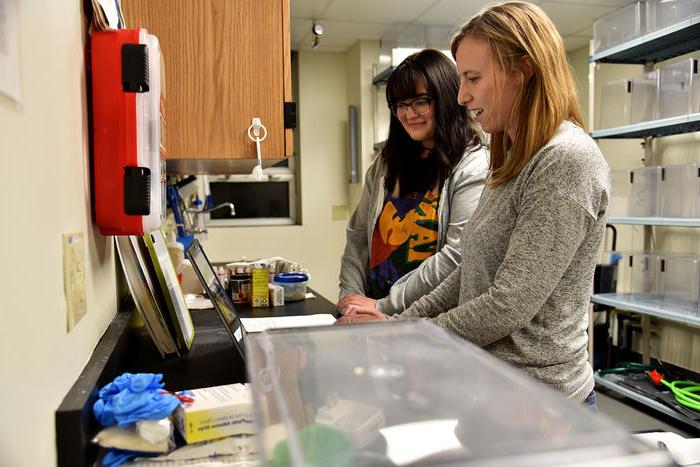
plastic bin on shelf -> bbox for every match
[610,169,632,216]
[615,251,634,294]
[658,59,700,119]
[646,0,700,33]
[628,166,663,216]
[660,163,700,218]
[592,1,645,54]
[660,253,700,312]
[245,321,672,466]
[628,252,664,301]
[630,70,659,123]
[598,79,631,129]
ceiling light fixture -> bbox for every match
[311,21,324,49]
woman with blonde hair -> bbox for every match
[339,1,610,410]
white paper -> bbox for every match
[0,0,21,102]
[184,294,213,310]
[241,314,336,333]
[634,432,700,466]
[380,419,462,466]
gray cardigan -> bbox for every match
[399,121,610,402]
[339,147,489,314]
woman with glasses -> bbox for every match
[337,48,488,315]
[339,2,610,410]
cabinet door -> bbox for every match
[122,0,292,161]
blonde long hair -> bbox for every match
[451,1,584,187]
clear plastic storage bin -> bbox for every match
[660,163,700,218]
[630,70,659,123]
[614,251,634,294]
[610,169,632,216]
[598,79,631,129]
[660,254,700,311]
[592,1,645,54]
[628,252,663,300]
[245,321,672,466]
[658,59,700,119]
[646,0,700,33]
[629,166,663,216]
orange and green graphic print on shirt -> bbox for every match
[368,190,440,299]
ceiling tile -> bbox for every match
[291,0,333,19]
[538,2,617,36]
[545,0,631,6]
[322,0,434,24]
[292,19,394,51]
[417,0,489,27]
[418,0,543,27]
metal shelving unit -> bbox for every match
[594,373,700,431]
[590,9,700,426]
[590,113,700,139]
[591,293,700,328]
[590,14,700,64]
[607,216,700,227]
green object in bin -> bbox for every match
[271,424,352,467]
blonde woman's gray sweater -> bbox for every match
[399,121,610,402]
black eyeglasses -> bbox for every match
[388,96,433,117]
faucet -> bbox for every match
[184,202,235,234]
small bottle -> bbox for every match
[216,266,228,289]
[193,197,207,241]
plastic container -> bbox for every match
[91,28,166,235]
[610,169,632,216]
[628,166,663,216]
[592,1,645,54]
[630,70,659,123]
[272,273,308,302]
[658,58,700,119]
[646,0,700,33]
[660,163,700,218]
[628,252,663,300]
[660,254,700,311]
[245,321,672,466]
[615,251,634,294]
[598,79,631,129]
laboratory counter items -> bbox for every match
[55,289,338,467]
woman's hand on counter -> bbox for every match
[336,306,388,324]
[337,294,377,313]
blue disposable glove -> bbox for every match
[93,373,181,427]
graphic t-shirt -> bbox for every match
[368,190,440,299]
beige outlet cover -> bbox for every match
[63,232,87,331]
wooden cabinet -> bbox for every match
[122,0,292,170]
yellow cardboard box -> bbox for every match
[174,383,255,444]
[250,267,269,307]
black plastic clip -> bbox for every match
[121,43,149,93]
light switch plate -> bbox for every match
[332,204,349,221]
[63,232,87,331]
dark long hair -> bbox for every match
[383,49,481,196]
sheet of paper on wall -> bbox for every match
[91,0,125,31]
[0,0,21,103]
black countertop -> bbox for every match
[55,289,338,467]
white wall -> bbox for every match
[203,51,350,301]
[346,40,380,209]
[0,2,117,466]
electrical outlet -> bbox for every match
[63,232,87,331]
